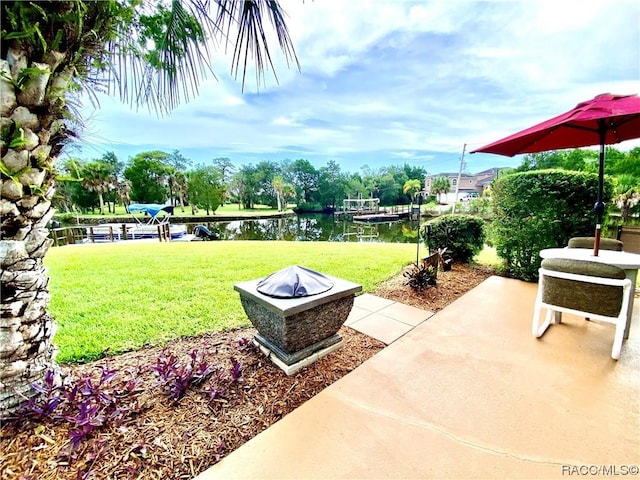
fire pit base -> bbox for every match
[234,271,362,373]
[255,331,342,365]
[253,334,343,375]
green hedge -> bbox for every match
[424,214,486,263]
[490,169,613,281]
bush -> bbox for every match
[424,214,486,263]
[460,197,493,218]
[403,263,437,291]
[490,169,613,281]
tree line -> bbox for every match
[55,150,429,215]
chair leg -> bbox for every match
[533,307,553,338]
[611,322,625,360]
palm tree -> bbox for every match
[614,175,640,223]
[115,178,132,209]
[431,176,451,204]
[81,160,113,215]
[272,175,286,212]
[403,178,422,203]
[0,0,298,419]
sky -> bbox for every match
[69,0,640,176]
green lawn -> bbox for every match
[45,241,417,363]
[64,203,291,220]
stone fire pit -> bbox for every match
[234,266,362,374]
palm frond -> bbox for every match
[107,0,298,115]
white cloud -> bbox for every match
[73,0,640,173]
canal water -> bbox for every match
[187,214,422,243]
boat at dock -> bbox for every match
[85,204,189,242]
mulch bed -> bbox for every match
[1,263,495,480]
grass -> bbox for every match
[45,241,417,363]
[474,245,502,268]
[65,203,291,219]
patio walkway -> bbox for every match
[197,276,640,479]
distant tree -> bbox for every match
[403,179,422,207]
[254,161,281,207]
[124,151,171,203]
[376,172,400,205]
[345,174,368,199]
[515,151,564,172]
[233,165,261,209]
[403,163,427,182]
[289,159,318,203]
[318,160,348,208]
[431,176,451,203]
[212,157,236,184]
[186,165,225,215]
[55,158,97,213]
[608,147,640,178]
[614,174,640,222]
[100,151,124,212]
[81,160,113,215]
[272,175,286,211]
[360,165,379,198]
[561,149,588,171]
[116,179,132,209]
[166,151,192,207]
[381,165,412,204]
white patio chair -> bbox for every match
[532,258,632,360]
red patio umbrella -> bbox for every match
[471,93,640,256]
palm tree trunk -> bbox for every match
[1,49,63,420]
[98,191,105,215]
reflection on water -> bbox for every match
[187,214,420,243]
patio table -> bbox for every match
[539,248,640,338]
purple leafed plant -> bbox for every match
[17,364,139,455]
[65,402,106,450]
[23,369,64,417]
[153,348,215,401]
[229,357,243,383]
[237,337,259,353]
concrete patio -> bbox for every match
[197,275,640,479]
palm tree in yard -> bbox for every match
[403,179,422,208]
[431,176,451,204]
[80,159,113,215]
[0,0,298,419]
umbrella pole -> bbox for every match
[593,124,607,257]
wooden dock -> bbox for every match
[352,213,401,222]
[335,205,418,221]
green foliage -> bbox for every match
[430,176,451,202]
[425,214,486,263]
[45,241,416,363]
[318,160,347,208]
[461,196,493,217]
[403,179,421,200]
[293,202,326,213]
[490,169,613,281]
[124,151,171,203]
[403,263,437,291]
[289,159,319,203]
[186,164,225,214]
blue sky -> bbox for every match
[70,0,640,175]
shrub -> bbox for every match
[424,214,486,263]
[490,169,613,281]
[460,197,493,218]
[403,263,437,291]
